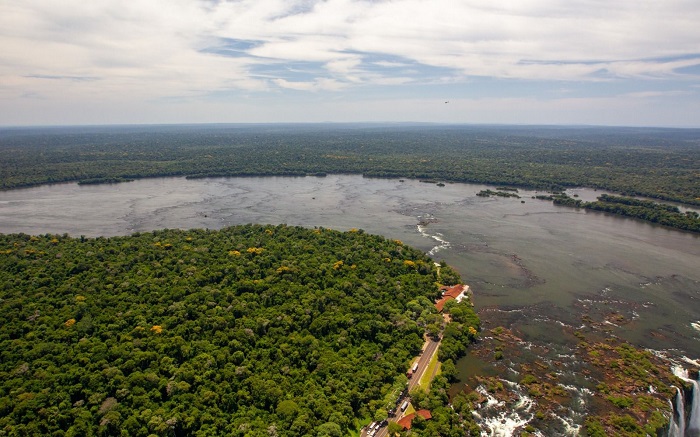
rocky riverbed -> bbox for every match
[457,305,697,436]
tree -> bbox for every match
[387,422,403,434]
[276,400,300,419]
[441,359,457,382]
[374,408,388,422]
[316,422,342,437]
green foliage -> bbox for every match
[1,125,698,206]
[380,374,408,411]
[643,410,668,435]
[552,193,700,232]
[373,408,388,422]
[584,416,607,437]
[476,189,521,198]
[387,422,403,434]
[0,225,444,436]
[406,375,481,436]
[607,395,634,409]
[438,301,480,362]
[609,414,643,434]
[437,262,462,287]
[440,359,456,382]
[520,374,539,385]
[316,422,342,437]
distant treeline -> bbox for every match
[77,177,135,185]
[1,124,699,206]
[548,193,700,232]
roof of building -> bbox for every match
[396,415,412,430]
[435,284,466,312]
[397,410,432,430]
[443,284,465,299]
[416,409,432,420]
[434,297,450,312]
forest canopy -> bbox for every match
[547,193,700,232]
[0,225,479,436]
[1,124,698,206]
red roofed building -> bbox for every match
[397,409,432,430]
[434,297,450,313]
[434,284,469,312]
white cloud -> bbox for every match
[373,61,410,68]
[272,77,346,91]
[1,0,699,124]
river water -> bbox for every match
[1,175,699,431]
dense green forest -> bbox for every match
[0,225,479,436]
[1,124,698,206]
[546,193,700,232]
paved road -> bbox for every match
[363,337,441,437]
[408,337,440,392]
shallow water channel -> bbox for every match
[1,174,699,428]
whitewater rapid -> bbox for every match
[669,367,700,437]
[416,223,451,256]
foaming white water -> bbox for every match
[650,349,670,360]
[518,341,535,350]
[551,412,581,436]
[691,321,700,334]
[670,366,700,437]
[557,354,577,360]
[668,386,685,437]
[475,386,502,410]
[416,224,451,255]
[533,316,575,329]
[672,365,688,381]
[474,384,535,437]
[489,308,525,314]
[557,384,594,397]
[688,378,700,436]
[557,384,593,413]
[682,357,700,368]
[666,401,683,437]
[479,410,532,437]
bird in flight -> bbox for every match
[444,101,449,104]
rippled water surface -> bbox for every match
[1,175,699,363]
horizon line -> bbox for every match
[2,121,700,130]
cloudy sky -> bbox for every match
[1,0,699,126]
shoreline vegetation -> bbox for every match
[475,186,700,233]
[77,177,135,186]
[542,192,700,233]
[1,124,698,207]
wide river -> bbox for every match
[1,175,699,378]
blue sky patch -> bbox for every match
[201,38,264,58]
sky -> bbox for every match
[1,0,699,127]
